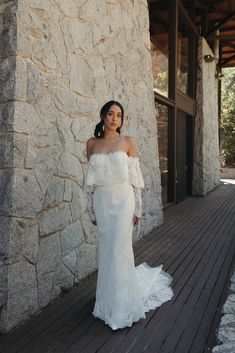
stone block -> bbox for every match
[17,27,34,59]
[61,20,93,54]
[0,2,17,28]
[60,221,84,256]
[64,180,72,202]
[35,145,62,193]
[36,91,60,123]
[37,232,61,274]
[39,203,71,237]
[14,102,40,133]
[54,0,77,17]
[51,87,80,118]
[0,132,29,169]
[75,243,97,281]
[63,250,77,275]
[69,182,86,221]
[80,214,97,245]
[0,289,7,308]
[3,169,44,217]
[79,0,107,22]
[0,56,16,103]
[32,39,58,72]
[56,115,74,153]
[71,118,94,144]
[25,137,37,169]
[0,25,16,57]
[0,169,13,216]
[69,54,94,96]
[0,217,38,266]
[15,57,27,101]
[23,219,38,265]
[13,133,28,168]
[44,177,65,208]
[56,152,83,186]
[0,101,14,132]
[0,216,24,264]
[53,263,74,294]
[0,260,38,332]
[0,132,13,168]
[33,119,60,147]
[26,61,43,102]
[38,272,54,309]
[74,141,87,164]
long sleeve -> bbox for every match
[86,186,96,222]
[133,186,142,217]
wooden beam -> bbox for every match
[168,0,178,203]
[206,10,235,37]
[201,9,209,36]
[178,1,200,36]
[220,25,235,33]
[217,34,235,40]
[219,53,235,67]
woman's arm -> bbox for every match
[86,137,95,161]
[86,138,97,225]
[127,137,142,225]
[127,137,138,158]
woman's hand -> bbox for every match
[133,215,140,226]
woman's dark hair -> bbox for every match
[94,100,124,138]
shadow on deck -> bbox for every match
[0,181,234,353]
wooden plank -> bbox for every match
[1,280,97,353]
[0,184,234,353]
[95,187,233,348]
[176,236,235,353]
[154,213,235,353]
[114,192,234,353]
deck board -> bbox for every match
[0,182,234,353]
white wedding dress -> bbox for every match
[84,150,173,330]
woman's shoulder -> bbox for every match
[121,135,137,157]
[86,137,99,147]
[121,135,136,143]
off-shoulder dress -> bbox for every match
[84,150,173,330]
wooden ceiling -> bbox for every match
[149,0,235,67]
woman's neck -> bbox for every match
[103,129,120,141]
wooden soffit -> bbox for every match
[149,0,235,68]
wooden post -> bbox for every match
[168,0,178,203]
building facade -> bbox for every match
[1,0,232,332]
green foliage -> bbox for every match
[221,68,235,165]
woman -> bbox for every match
[84,101,173,330]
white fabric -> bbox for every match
[86,185,142,222]
[85,150,144,189]
[132,186,142,218]
[84,151,173,330]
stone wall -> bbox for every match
[0,0,163,332]
[193,37,221,196]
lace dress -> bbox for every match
[84,150,173,330]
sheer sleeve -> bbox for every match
[133,186,142,217]
[128,157,144,188]
[86,186,96,222]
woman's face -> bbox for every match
[103,104,122,131]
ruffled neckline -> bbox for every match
[89,150,139,161]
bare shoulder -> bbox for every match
[124,135,137,157]
[86,137,97,160]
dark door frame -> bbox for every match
[152,0,197,204]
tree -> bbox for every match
[220,68,235,166]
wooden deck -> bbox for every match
[0,181,234,353]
